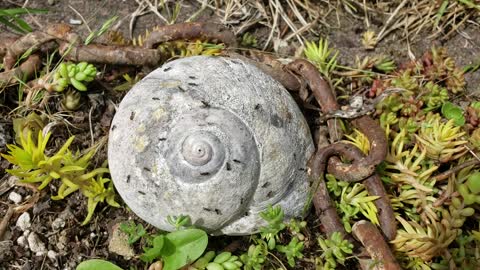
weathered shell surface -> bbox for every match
[108,56,314,235]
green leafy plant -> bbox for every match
[0,8,48,34]
[316,232,353,270]
[304,38,339,78]
[76,259,123,270]
[84,16,119,45]
[240,243,268,270]
[119,221,147,245]
[1,131,118,224]
[240,32,257,48]
[12,112,46,144]
[415,113,467,162]
[53,62,97,92]
[167,214,191,230]
[275,236,304,267]
[422,82,449,112]
[190,251,243,270]
[441,101,465,126]
[458,171,480,205]
[140,229,208,270]
[259,205,286,250]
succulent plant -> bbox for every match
[421,82,449,112]
[12,112,46,144]
[415,113,467,163]
[61,89,82,111]
[53,62,97,92]
[457,171,480,205]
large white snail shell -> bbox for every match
[108,56,314,235]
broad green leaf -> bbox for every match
[140,235,165,262]
[163,229,208,270]
[441,102,465,126]
[76,259,123,270]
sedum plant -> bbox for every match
[415,113,467,163]
[304,38,339,79]
[316,232,353,270]
[53,62,97,92]
[1,131,118,224]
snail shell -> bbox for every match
[108,56,314,235]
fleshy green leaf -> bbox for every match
[140,235,165,263]
[441,102,465,126]
[76,259,124,270]
[163,229,208,270]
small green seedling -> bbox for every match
[259,205,286,250]
[119,221,147,245]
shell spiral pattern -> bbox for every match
[108,56,314,235]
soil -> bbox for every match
[0,0,479,270]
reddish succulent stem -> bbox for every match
[353,221,401,270]
[143,22,238,49]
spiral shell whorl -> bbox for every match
[108,56,314,235]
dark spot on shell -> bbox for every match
[261,182,271,188]
[159,138,167,141]
[189,76,197,79]
[111,125,116,131]
[138,190,146,195]
[244,212,249,216]
[203,207,212,212]
[286,111,293,122]
[164,67,172,72]
[188,82,198,87]
[254,104,261,110]
[226,162,232,171]
[270,114,283,128]
[215,209,222,215]
[143,167,151,172]
[178,86,186,92]
[233,159,242,164]
[267,191,273,198]
[126,175,130,183]
[299,168,306,171]
[130,111,135,120]
[200,172,210,176]
[201,100,210,108]
[240,197,244,204]
[152,97,160,100]
[293,153,297,160]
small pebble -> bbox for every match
[27,232,46,255]
[69,19,82,25]
[51,217,66,230]
[16,212,31,231]
[108,223,135,258]
[47,250,57,261]
[17,236,27,247]
[8,191,22,204]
